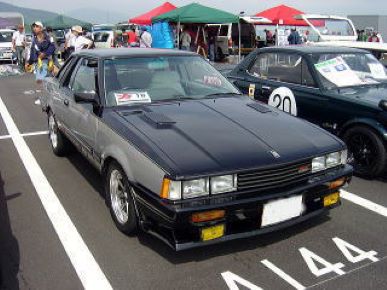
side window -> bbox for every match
[58,57,79,87]
[71,59,98,94]
[301,60,317,87]
[249,53,303,85]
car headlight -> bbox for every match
[326,152,341,168]
[312,150,347,173]
[312,156,326,173]
[210,175,237,194]
[182,178,209,199]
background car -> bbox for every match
[41,48,352,250]
[228,46,387,178]
[93,30,114,48]
[0,29,16,63]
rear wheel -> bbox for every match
[48,111,70,156]
[105,161,138,235]
[342,126,386,178]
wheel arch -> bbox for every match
[338,118,387,143]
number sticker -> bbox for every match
[268,87,297,116]
[249,84,256,98]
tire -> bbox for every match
[342,126,386,178]
[47,111,70,156]
[105,161,138,235]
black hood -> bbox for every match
[103,96,344,179]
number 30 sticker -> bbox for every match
[268,87,297,116]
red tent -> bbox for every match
[129,2,177,25]
[255,5,308,26]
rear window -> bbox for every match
[93,32,111,42]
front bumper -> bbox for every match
[134,165,352,251]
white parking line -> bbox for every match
[261,259,306,290]
[341,190,387,217]
[0,97,112,290]
[0,131,48,140]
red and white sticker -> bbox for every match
[114,92,151,105]
[204,75,222,87]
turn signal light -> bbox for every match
[329,178,346,190]
[191,210,225,223]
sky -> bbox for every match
[3,0,387,17]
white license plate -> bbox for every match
[3,53,12,58]
[261,195,304,227]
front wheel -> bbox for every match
[342,126,386,178]
[48,111,70,156]
[105,162,138,235]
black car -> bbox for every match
[42,48,352,250]
[228,46,387,178]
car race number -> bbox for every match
[249,84,256,98]
[268,87,297,116]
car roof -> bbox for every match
[74,48,197,59]
[258,45,367,55]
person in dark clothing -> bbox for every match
[26,21,55,105]
[46,27,61,68]
[288,28,302,45]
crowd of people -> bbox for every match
[357,30,384,43]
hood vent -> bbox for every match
[247,102,272,113]
[142,112,176,129]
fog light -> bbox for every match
[329,178,346,190]
[323,192,340,207]
[192,210,225,223]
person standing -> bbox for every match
[12,24,26,71]
[368,32,380,42]
[71,26,93,51]
[46,27,61,68]
[288,28,301,45]
[26,21,55,105]
[180,27,192,51]
[64,28,76,60]
[139,27,152,48]
[127,27,137,47]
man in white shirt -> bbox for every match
[139,27,152,48]
[64,28,76,60]
[72,26,93,51]
[12,24,26,70]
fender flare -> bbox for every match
[339,118,387,142]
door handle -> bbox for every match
[64,99,69,106]
[262,85,272,91]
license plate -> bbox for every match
[201,224,225,241]
[324,192,340,207]
[261,195,304,227]
[3,53,12,58]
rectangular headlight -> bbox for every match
[211,175,237,194]
[326,152,341,168]
[182,178,209,199]
[312,156,326,173]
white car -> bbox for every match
[0,29,16,62]
[93,30,115,49]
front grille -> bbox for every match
[237,160,312,192]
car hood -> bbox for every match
[335,84,387,107]
[103,96,343,179]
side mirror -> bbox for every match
[74,91,98,104]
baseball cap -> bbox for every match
[32,21,44,28]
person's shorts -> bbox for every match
[34,59,48,81]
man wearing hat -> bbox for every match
[72,25,93,51]
[26,21,55,105]
[139,26,152,48]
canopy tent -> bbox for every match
[129,2,177,25]
[44,15,92,31]
[152,3,239,24]
[255,5,308,26]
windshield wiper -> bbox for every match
[204,92,242,98]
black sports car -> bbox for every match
[42,48,352,250]
[228,46,387,178]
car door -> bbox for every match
[66,57,100,156]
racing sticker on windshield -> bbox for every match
[114,92,151,105]
[369,63,387,79]
[268,87,297,116]
[314,57,362,87]
[203,75,222,87]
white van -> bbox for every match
[93,30,115,49]
[0,29,15,62]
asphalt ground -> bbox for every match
[0,74,386,290]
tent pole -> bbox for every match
[177,19,181,49]
[238,18,241,63]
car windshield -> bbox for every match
[94,32,111,42]
[311,53,387,89]
[103,56,240,106]
[0,31,13,42]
